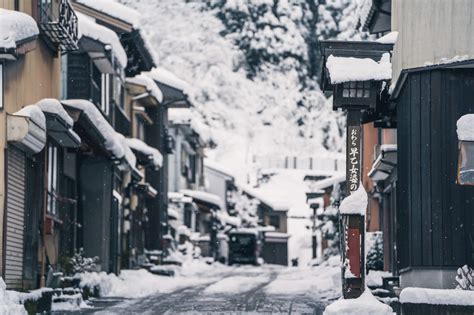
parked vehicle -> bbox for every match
[228,229,262,265]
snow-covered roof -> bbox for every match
[14,105,46,131]
[180,189,223,209]
[146,67,190,92]
[309,173,345,192]
[380,144,397,152]
[168,208,179,220]
[75,0,141,29]
[457,114,474,141]
[77,12,127,68]
[204,159,236,180]
[126,73,163,103]
[168,108,215,145]
[324,288,393,315]
[61,99,125,158]
[326,53,392,84]
[400,287,474,306]
[36,98,74,127]
[216,211,241,227]
[376,31,398,44]
[0,8,39,50]
[124,138,163,169]
[339,183,367,215]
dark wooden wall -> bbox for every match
[397,69,474,270]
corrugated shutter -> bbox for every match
[5,146,26,290]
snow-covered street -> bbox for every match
[54,258,341,314]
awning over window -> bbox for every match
[124,138,163,170]
[0,8,39,60]
[135,182,158,198]
[7,105,46,154]
[368,144,397,182]
[145,68,191,108]
[180,189,223,211]
[37,99,81,148]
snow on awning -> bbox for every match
[326,53,392,84]
[148,67,190,92]
[124,138,163,170]
[117,133,142,179]
[180,189,223,210]
[216,211,241,227]
[36,99,81,148]
[126,73,163,103]
[376,32,398,44]
[145,68,191,107]
[168,108,215,146]
[168,192,193,204]
[168,207,179,220]
[368,144,397,182]
[8,105,47,154]
[75,0,141,30]
[77,12,127,68]
[61,99,125,159]
[0,8,39,58]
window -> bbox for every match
[113,75,124,109]
[0,63,3,109]
[47,143,59,215]
[457,140,474,185]
[342,81,370,98]
[101,73,110,115]
[269,215,280,229]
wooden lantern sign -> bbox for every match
[457,114,474,185]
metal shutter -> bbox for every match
[5,146,26,290]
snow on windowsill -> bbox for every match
[339,183,367,215]
[77,12,127,68]
[0,8,39,50]
[326,53,392,84]
[400,287,474,306]
[324,288,393,315]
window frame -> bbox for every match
[457,140,474,185]
[46,143,59,215]
[0,62,3,110]
[101,73,110,115]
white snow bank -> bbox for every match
[147,67,190,92]
[324,288,393,315]
[124,138,163,169]
[62,99,125,158]
[77,12,127,68]
[457,114,474,141]
[203,276,268,295]
[36,98,74,127]
[0,278,27,314]
[0,8,39,50]
[181,189,223,209]
[400,287,474,306]
[339,183,367,215]
[75,0,141,29]
[376,31,398,44]
[366,270,392,287]
[326,53,392,84]
[14,105,46,130]
[126,73,163,103]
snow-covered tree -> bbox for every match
[456,265,474,290]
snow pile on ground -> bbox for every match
[457,114,474,141]
[0,8,38,50]
[400,287,474,306]
[366,270,392,287]
[339,183,367,215]
[326,53,392,84]
[203,275,268,295]
[265,255,341,300]
[76,12,127,68]
[324,288,393,315]
[0,278,27,314]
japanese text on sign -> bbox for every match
[347,126,361,192]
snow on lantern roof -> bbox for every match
[36,98,74,127]
[126,73,163,103]
[324,288,393,315]
[400,287,474,306]
[376,31,398,44]
[75,0,141,29]
[124,137,163,169]
[339,183,368,215]
[146,67,190,92]
[61,99,125,158]
[457,114,474,141]
[0,8,39,50]
[326,52,392,84]
[14,105,46,131]
[77,12,127,68]
[180,189,224,209]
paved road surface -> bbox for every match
[60,265,338,315]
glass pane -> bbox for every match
[357,89,363,98]
[350,89,356,97]
[343,88,349,97]
[357,81,363,88]
[350,81,356,88]
[364,81,371,89]
[343,82,350,88]
[458,141,474,185]
[364,89,370,98]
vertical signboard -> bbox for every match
[347,125,361,192]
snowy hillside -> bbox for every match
[118,0,360,181]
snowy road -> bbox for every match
[60,260,341,315]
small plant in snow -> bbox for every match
[68,248,99,275]
[456,265,474,290]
